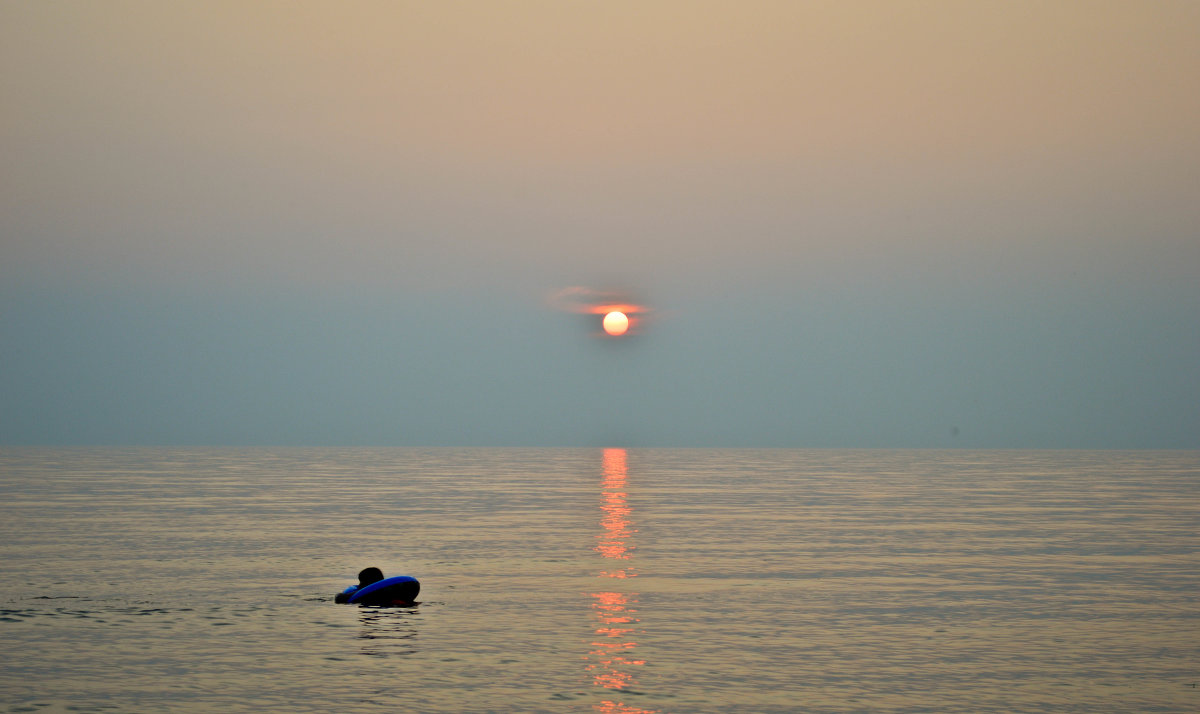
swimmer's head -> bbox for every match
[358,567,384,586]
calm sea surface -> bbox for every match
[0,448,1197,713]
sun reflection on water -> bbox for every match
[587,448,658,713]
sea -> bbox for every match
[0,448,1197,713]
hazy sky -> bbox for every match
[2,1,1197,447]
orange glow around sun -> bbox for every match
[591,303,642,337]
[547,288,651,338]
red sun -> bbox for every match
[602,311,630,336]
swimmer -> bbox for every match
[334,567,384,603]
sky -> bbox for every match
[2,0,1198,447]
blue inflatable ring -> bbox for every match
[348,575,420,606]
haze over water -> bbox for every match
[2,447,1197,713]
[2,2,1198,449]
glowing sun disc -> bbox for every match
[602,311,629,336]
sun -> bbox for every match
[602,311,629,336]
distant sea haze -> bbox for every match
[1,447,1197,712]
[4,2,1198,450]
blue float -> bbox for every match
[347,575,420,606]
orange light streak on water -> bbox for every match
[595,447,636,564]
[587,448,658,713]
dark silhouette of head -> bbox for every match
[358,567,384,586]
